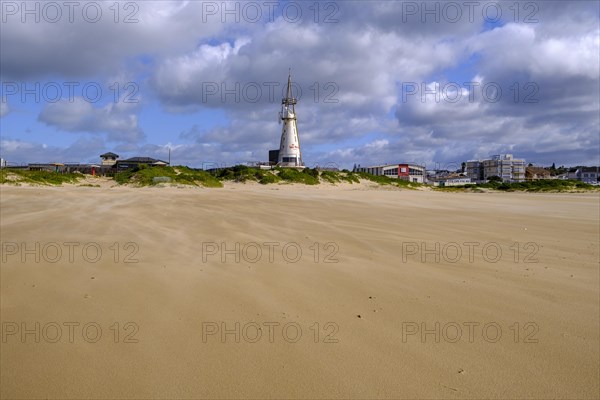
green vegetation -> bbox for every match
[4,165,595,193]
[214,166,363,185]
[274,167,320,185]
[113,165,222,187]
[214,165,273,183]
[320,170,341,183]
[176,165,416,187]
[320,170,360,184]
[343,172,361,184]
[434,179,599,192]
[356,172,421,189]
[547,163,569,176]
[490,179,598,192]
[258,173,281,185]
[0,169,81,185]
[212,165,282,184]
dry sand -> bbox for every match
[1,182,598,399]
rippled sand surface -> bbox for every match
[1,184,598,399]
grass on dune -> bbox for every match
[213,165,280,184]
[8,165,592,192]
[215,166,362,185]
[0,169,81,185]
[356,172,421,189]
[113,165,223,187]
[434,179,599,192]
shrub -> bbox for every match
[320,170,341,184]
[215,165,265,183]
[259,173,281,184]
[343,172,360,184]
[277,168,319,185]
[303,167,320,179]
[114,166,222,187]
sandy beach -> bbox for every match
[1,183,598,399]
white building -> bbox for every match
[568,167,600,184]
[354,163,426,183]
[432,177,472,186]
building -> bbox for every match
[568,167,600,184]
[26,162,109,175]
[115,157,169,170]
[28,163,65,172]
[100,152,119,166]
[466,154,526,183]
[269,71,304,168]
[268,150,279,166]
[354,163,426,183]
[427,170,461,184]
[432,177,472,187]
[525,166,552,180]
[465,161,484,182]
[9,153,169,176]
[429,172,472,186]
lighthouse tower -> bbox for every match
[277,71,303,167]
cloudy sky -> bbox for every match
[1,0,599,169]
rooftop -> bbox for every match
[119,157,169,164]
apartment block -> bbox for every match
[466,154,526,183]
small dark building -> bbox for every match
[269,150,279,166]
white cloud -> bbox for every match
[532,32,600,79]
[0,137,106,164]
[0,1,225,79]
[467,23,600,80]
[0,102,9,117]
[38,97,144,142]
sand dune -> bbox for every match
[1,184,598,399]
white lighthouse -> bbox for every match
[277,71,304,167]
